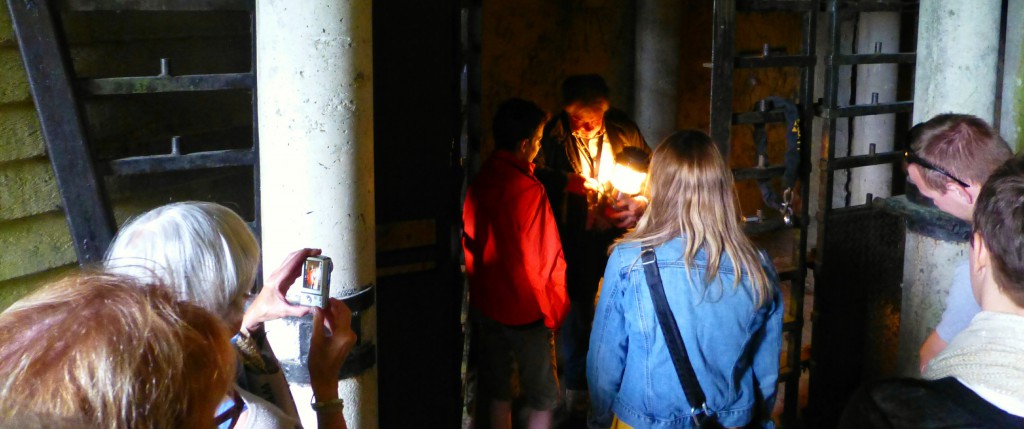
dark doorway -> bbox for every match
[373,1,464,427]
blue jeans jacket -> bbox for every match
[587,239,783,429]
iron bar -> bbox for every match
[733,109,788,124]
[736,55,816,68]
[107,149,255,175]
[826,150,903,171]
[819,100,913,118]
[737,0,817,11]
[839,0,917,12]
[742,217,796,236]
[830,52,916,65]
[80,72,255,95]
[61,0,254,11]
[7,0,116,263]
[783,5,817,424]
[710,0,737,158]
[248,10,262,284]
[733,165,786,181]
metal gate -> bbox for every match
[806,1,917,427]
[710,0,918,427]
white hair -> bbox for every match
[104,202,260,324]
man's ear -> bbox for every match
[946,181,975,204]
[972,232,990,272]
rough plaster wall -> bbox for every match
[480,0,636,159]
[0,4,256,309]
[1006,0,1024,151]
[1018,42,1024,152]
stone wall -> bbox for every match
[480,1,801,216]
[480,0,636,159]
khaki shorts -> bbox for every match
[477,315,560,410]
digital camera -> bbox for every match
[300,256,333,308]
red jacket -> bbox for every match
[463,150,569,329]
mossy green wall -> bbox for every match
[0,3,255,309]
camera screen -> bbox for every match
[303,260,322,291]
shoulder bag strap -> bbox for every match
[640,245,716,427]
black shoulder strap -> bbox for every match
[640,246,714,426]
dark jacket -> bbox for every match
[533,108,649,300]
[838,377,1024,428]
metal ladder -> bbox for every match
[806,0,917,427]
[710,0,817,426]
[6,0,259,264]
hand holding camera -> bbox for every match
[240,248,321,332]
[308,298,357,400]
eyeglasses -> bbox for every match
[214,390,245,429]
[904,150,970,188]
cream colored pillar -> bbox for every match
[256,0,377,427]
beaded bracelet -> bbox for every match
[311,397,345,413]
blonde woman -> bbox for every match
[587,130,783,428]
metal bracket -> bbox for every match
[336,284,376,379]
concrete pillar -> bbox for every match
[256,1,377,428]
[913,1,1001,121]
[896,233,968,375]
[849,12,899,205]
[1000,0,1024,151]
[634,0,682,144]
[896,0,1002,376]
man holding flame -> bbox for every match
[533,74,651,416]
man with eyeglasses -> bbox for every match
[533,74,650,417]
[906,113,1013,372]
[839,155,1024,428]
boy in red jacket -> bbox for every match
[463,98,569,429]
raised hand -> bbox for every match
[240,248,321,332]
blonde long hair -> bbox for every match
[617,130,772,305]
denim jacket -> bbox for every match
[587,239,783,429]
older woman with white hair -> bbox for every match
[105,201,354,429]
